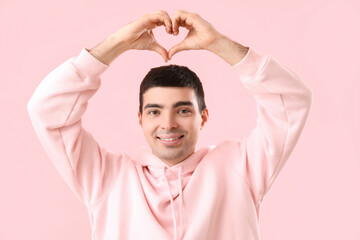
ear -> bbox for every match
[200,108,209,130]
[138,111,142,127]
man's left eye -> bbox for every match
[179,109,190,114]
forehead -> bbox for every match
[143,87,198,105]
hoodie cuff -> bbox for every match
[71,48,109,80]
[230,46,268,82]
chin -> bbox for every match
[154,148,187,161]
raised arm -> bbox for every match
[224,47,312,205]
[27,10,175,208]
[169,10,313,205]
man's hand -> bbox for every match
[113,10,173,61]
[168,10,223,60]
[89,9,249,66]
[168,10,249,66]
[89,10,173,65]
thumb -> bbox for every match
[148,29,169,62]
[151,42,169,62]
[168,40,187,60]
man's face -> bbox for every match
[138,87,208,167]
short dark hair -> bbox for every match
[139,64,206,114]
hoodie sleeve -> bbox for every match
[27,48,124,208]
[220,46,312,205]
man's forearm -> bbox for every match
[208,34,249,66]
[88,34,129,66]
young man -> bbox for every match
[27,10,312,240]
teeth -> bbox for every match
[160,136,182,141]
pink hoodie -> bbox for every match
[27,46,312,240]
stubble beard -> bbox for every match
[152,137,194,164]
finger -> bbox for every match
[156,10,173,34]
[149,31,169,62]
[172,10,186,35]
[168,40,187,60]
[172,10,194,35]
[161,11,174,34]
[152,43,169,62]
[145,10,173,34]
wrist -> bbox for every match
[208,34,249,66]
[106,33,131,53]
[89,34,129,66]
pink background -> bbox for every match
[1,0,359,239]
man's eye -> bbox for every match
[179,109,191,114]
[148,110,159,116]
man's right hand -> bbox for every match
[89,10,173,65]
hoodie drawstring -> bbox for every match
[178,167,183,240]
[162,166,183,240]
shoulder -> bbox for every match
[203,139,246,160]
[217,139,244,153]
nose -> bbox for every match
[160,111,178,130]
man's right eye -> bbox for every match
[148,110,159,116]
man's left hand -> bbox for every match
[168,10,224,60]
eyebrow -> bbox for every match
[144,101,194,110]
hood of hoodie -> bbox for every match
[132,146,213,239]
[134,146,212,175]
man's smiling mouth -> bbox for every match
[157,135,184,141]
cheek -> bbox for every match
[142,119,152,132]
[184,117,202,132]
[142,120,156,134]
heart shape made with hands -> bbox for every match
[146,22,206,62]
[148,27,190,61]
[138,11,219,62]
